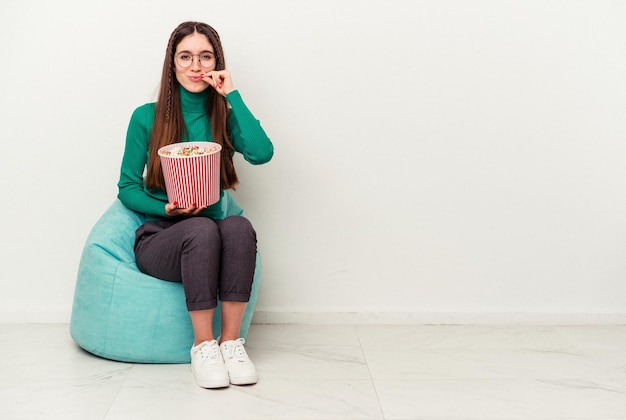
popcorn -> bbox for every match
[159,145,219,157]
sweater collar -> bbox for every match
[179,86,208,114]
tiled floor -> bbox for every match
[1,323,626,419]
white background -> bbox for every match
[1,0,625,323]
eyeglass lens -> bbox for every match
[176,52,215,68]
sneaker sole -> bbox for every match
[229,374,258,386]
[195,377,230,389]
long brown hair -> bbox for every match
[145,21,238,191]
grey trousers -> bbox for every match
[134,216,257,311]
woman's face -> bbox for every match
[174,32,216,93]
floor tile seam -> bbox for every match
[365,377,625,382]
[367,376,626,384]
[551,325,595,351]
[354,325,388,420]
[359,347,623,367]
[550,328,626,350]
[102,363,136,420]
[364,377,626,398]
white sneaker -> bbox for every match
[190,340,229,388]
[220,338,258,385]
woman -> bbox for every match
[117,21,273,389]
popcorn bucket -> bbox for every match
[158,141,222,208]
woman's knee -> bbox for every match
[218,216,257,241]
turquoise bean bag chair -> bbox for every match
[70,192,261,363]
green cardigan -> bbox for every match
[117,87,273,221]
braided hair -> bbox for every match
[145,21,238,191]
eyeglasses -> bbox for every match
[175,51,216,68]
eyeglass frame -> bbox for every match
[174,51,217,69]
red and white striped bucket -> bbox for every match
[158,141,222,208]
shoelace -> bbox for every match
[198,341,222,365]
[223,338,248,362]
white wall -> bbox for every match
[1,0,625,323]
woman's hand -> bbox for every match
[165,202,206,217]
[202,69,235,97]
